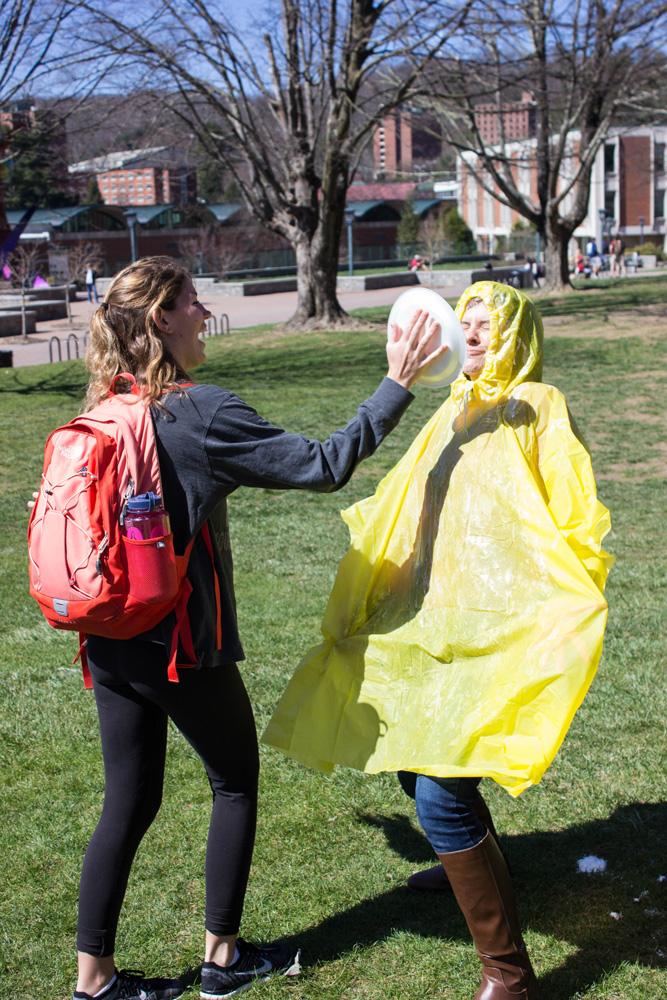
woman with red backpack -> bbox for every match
[61,256,443,1000]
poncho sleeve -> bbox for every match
[531,385,613,593]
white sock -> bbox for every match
[210,947,240,968]
[93,973,118,998]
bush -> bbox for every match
[634,241,664,261]
[441,207,476,254]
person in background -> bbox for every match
[525,257,541,288]
[610,235,626,276]
[85,263,100,303]
[585,239,602,278]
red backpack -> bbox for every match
[27,373,221,687]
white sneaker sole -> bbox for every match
[200,949,301,999]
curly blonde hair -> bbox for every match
[84,256,191,411]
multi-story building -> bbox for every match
[594,127,665,243]
[474,91,537,145]
[372,112,414,179]
[68,147,197,206]
[458,125,667,253]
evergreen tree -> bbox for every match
[442,207,476,254]
[396,201,420,247]
[223,179,241,202]
[82,175,103,205]
[197,156,227,203]
[6,124,77,209]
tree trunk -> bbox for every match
[288,184,349,328]
[543,223,573,291]
[20,287,28,344]
[290,236,347,327]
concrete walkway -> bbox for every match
[2,279,471,369]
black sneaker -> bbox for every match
[200,939,301,998]
[73,967,198,1000]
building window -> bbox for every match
[655,143,666,174]
[655,188,665,219]
[604,143,616,174]
[604,191,616,220]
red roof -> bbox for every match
[346,181,418,202]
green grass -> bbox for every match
[352,273,667,325]
[1,297,666,999]
[229,260,485,282]
[348,261,485,276]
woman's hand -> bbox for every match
[386,309,449,390]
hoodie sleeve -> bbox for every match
[203,378,413,493]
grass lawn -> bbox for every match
[1,282,666,1000]
[349,261,486,276]
[229,260,484,281]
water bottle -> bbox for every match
[123,492,170,540]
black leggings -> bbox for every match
[77,640,259,957]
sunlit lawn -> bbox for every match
[0,280,665,999]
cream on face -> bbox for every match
[461,301,491,378]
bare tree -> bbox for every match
[0,1,125,244]
[51,239,102,322]
[74,0,472,327]
[0,1,118,158]
[180,225,257,280]
[418,212,446,275]
[7,242,42,341]
[0,1,72,106]
[427,0,667,289]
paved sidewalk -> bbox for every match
[3,282,472,368]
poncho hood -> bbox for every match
[451,281,543,405]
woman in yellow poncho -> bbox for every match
[264,281,612,999]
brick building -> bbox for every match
[474,91,537,145]
[458,124,667,253]
[372,112,413,178]
[68,147,197,206]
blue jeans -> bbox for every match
[398,771,488,854]
[87,282,99,303]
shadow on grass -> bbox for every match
[282,802,666,999]
[0,367,86,399]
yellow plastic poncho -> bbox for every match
[264,282,613,796]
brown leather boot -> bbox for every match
[407,795,501,892]
[437,832,537,999]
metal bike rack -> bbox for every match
[49,337,62,363]
[66,334,80,360]
[220,313,230,335]
[49,334,88,363]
